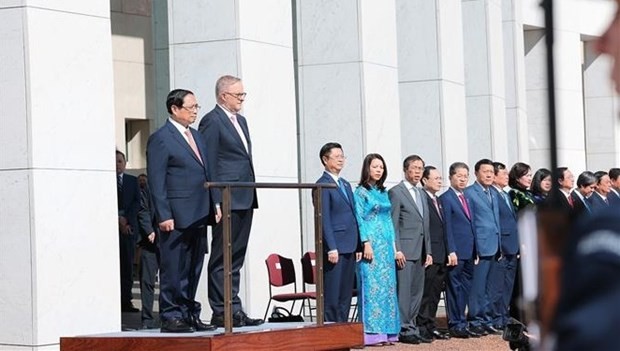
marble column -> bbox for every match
[165,0,300,318]
[502,0,529,165]
[296,0,402,249]
[583,42,620,170]
[462,0,509,164]
[524,27,586,172]
[395,0,469,174]
[0,1,119,350]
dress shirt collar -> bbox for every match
[572,189,585,201]
[168,117,190,136]
[594,191,607,201]
[324,170,341,183]
[218,104,236,119]
[559,188,572,198]
[404,180,419,191]
[451,187,464,196]
[425,189,437,199]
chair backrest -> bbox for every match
[301,251,316,285]
[265,253,296,287]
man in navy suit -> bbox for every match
[491,162,519,330]
[439,162,477,338]
[315,142,360,322]
[464,159,502,336]
[608,168,620,206]
[116,150,141,313]
[147,89,219,333]
[588,171,613,213]
[199,75,263,327]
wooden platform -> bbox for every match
[60,322,363,351]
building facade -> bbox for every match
[0,0,617,349]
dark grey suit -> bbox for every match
[389,181,432,337]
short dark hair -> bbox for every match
[166,89,194,114]
[577,171,597,188]
[531,168,552,195]
[594,171,609,185]
[474,158,494,173]
[554,167,568,183]
[359,153,388,191]
[449,162,469,177]
[115,150,126,161]
[508,162,531,189]
[421,165,437,186]
[403,155,425,171]
[138,173,147,178]
[319,142,342,166]
[609,168,620,181]
[492,162,506,175]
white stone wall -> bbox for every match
[0,1,118,350]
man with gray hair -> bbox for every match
[199,75,263,327]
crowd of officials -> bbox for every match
[316,142,620,347]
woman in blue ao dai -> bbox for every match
[353,153,400,346]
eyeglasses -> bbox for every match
[329,155,346,160]
[225,92,247,100]
[181,104,201,111]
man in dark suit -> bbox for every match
[588,171,612,213]
[439,162,477,338]
[571,171,597,217]
[136,180,160,329]
[490,162,519,330]
[147,89,219,333]
[389,155,433,344]
[464,159,502,336]
[116,150,141,313]
[417,166,451,341]
[199,75,262,328]
[315,142,360,322]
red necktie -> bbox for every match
[458,193,471,220]
[567,194,574,208]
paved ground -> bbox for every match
[362,335,510,350]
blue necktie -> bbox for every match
[338,178,349,202]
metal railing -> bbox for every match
[205,181,336,334]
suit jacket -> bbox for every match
[608,189,620,207]
[118,173,140,234]
[316,172,360,254]
[439,188,475,260]
[571,191,590,217]
[137,186,158,251]
[388,181,431,261]
[491,186,519,256]
[588,192,610,214]
[422,190,446,264]
[464,182,500,257]
[199,105,257,210]
[146,120,213,229]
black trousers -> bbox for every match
[417,263,448,334]
[119,233,136,306]
[159,226,207,322]
[140,246,160,325]
[208,209,253,316]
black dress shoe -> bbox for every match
[188,315,217,331]
[484,325,502,335]
[398,335,420,344]
[121,303,140,313]
[432,330,451,340]
[161,319,195,333]
[449,328,470,339]
[466,326,485,337]
[416,334,433,343]
[233,310,264,327]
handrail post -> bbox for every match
[223,185,233,334]
[313,187,325,326]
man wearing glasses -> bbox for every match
[147,89,220,333]
[199,75,263,327]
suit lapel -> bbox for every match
[425,192,442,223]
[451,189,470,221]
[216,106,250,156]
[166,121,203,166]
[400,182,422,217]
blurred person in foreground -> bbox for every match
[553,3,620,350]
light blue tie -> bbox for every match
[338,178,349,202]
